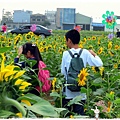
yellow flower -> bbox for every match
[92,36,96,40]
[92,66,97,73]
[70,115,74,118]
[25,33,32,40]
[79,44,83,48]
[0,57,20,81]
[15,79,24,85]
[98,40,101,45]
[83,38,87,43]
[99,67,104,76]
[28,31,34,36]
[1,53,6,61]
[14,71,26,79]
[52,77,56,89]
[16,112,22,118]
[98,47,103,55]
[21,99,31,106]
[108,41,112,49]
[107,101,111,112]
[110,91,114,95]
[88,45,93,49]
[108,51,114,56]
[19,82,32,91]
[87,37,91,40]
[78,68,89,86]
[114,45,119,50]
[113,64,118,69]
[39,47,44,52]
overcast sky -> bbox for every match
[0,0,120,22]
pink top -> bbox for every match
[2,25,7,32]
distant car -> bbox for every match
[8,24,52,38]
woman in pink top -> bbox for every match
[1,23,7,33]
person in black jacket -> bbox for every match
[116,28,120,38]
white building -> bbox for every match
[45,10,56,24]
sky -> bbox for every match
[0,0,120,22]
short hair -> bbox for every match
[65,29,80,44]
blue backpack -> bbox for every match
[67,49,84,92]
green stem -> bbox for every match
[86,79,89,109]
[2,88,26,117]
[107,73,110,93]
[4,96,26,117]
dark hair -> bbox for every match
[22,42,43,62]
[65,29,80,44]
[3,23,6,25]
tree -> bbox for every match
[42,20,51,27]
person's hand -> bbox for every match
[17,46,23,57]
[89,50,97,57]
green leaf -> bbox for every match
[80,87,87,93]
[26,59,37,68]
[93,88,104,95]
[114,98,120,104]
[92,77,103,86]
[50,92,60,98]
[54,108,67,114]
[0,110,15,118]
[0,47,11,53]
[17,93,43,104]
[27,102,59,117]
[67,96,83,106]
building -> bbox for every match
[13,10,32,23]
[91,23,105,31]
[30,14,47,25]
[75,13,92,30]
[56,8,75,30]
[45,10,56,29]
[45,10,56,24]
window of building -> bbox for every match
[32,19,36,21]
[37,19,40,21]
[8,25,11,27]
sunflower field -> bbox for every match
[0,30,120,119]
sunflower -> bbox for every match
[52,77,57,92]
[77,68,89,86]
[28,31,34,36]
[39,47,44,52]
[98,39,101,45]
[91,66,97,73]
[99,67,104,76]
[83,38,87,43]
[114,45,119,50]
[88,45,93,49]
[113,64,118,69]
[108,51,114,56]
[25,33,32,41]
[87,37,91,40]
[108,41,112,49]
[92,36,96,40]
[107,101,111,112]
[98,47,103,55]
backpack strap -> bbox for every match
[68,49,83,58]
[78,49,83,57]
[68,50,74,58]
